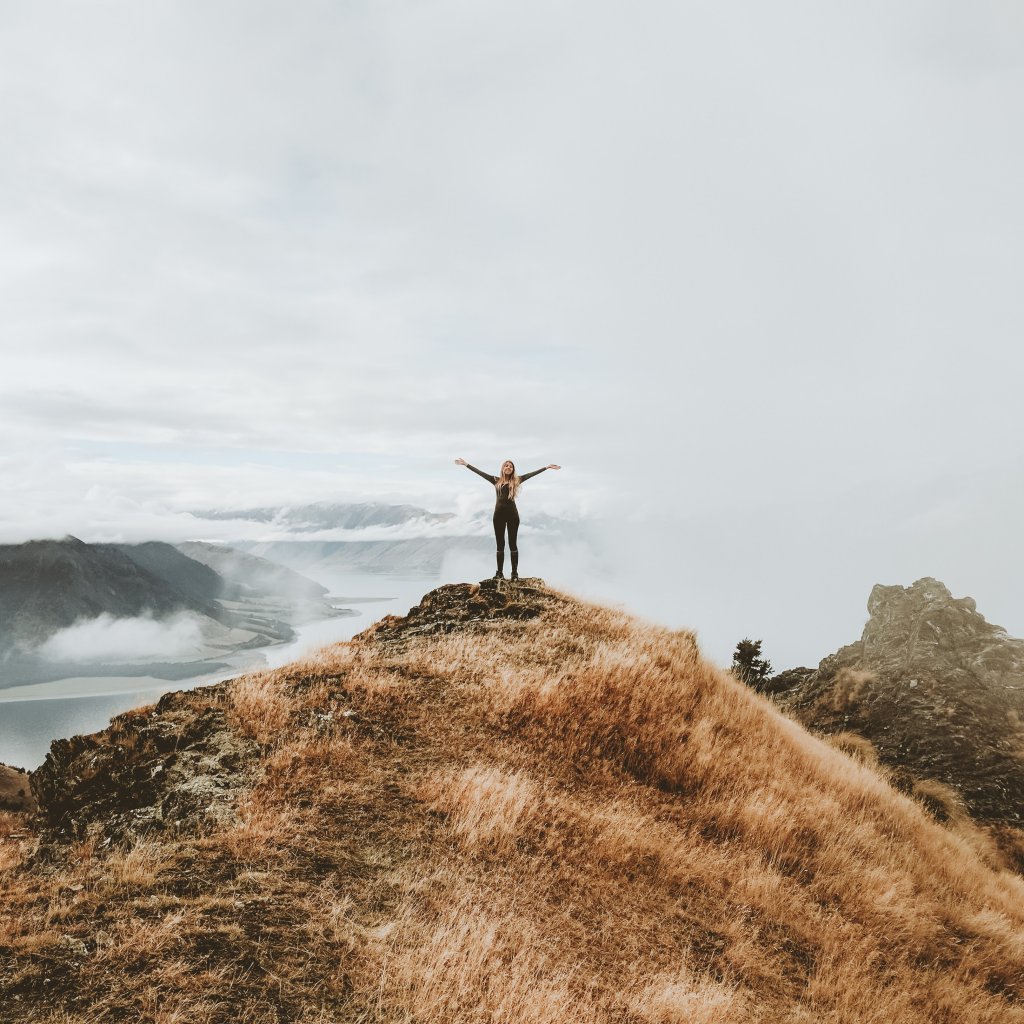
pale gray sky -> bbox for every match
[2,2,1023,666]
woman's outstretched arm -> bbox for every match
[454,458,497,484]
[519,464,561,482]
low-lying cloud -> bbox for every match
[36,612,206,665]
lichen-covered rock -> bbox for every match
[356,577,558,647]
[773,578,1024,827]
[27,687,259,860]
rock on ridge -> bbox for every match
[356,577,558,646]
[27,688,260,863]
[771,577,1024,828]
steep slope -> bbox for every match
[769,578,1024,843]
[1,580,1022,1023]
[108,541,228,617]
[176,542,330,602]
[0,538,221,651]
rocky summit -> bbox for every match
[22,578,556,866]
[358,576,555,646]
[770,577,1024,834]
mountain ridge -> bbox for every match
[0,579,1021,1022]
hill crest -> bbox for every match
[1,579,1022,1022]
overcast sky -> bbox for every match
[2,1,1023,667]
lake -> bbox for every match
[0,572,439,771]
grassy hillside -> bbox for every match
[1,579,1022,1023]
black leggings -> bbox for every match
[493,501,520,553]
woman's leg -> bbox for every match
[508,505,520,578]
[492,507,507,576]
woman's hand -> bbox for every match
[546,464,561,470]
[454,458,467,466]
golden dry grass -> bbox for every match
[0,583,1021,1023]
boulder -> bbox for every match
[772,578,1024,826]
[27,688,259,859]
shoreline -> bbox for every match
[0,670,236,703]
[0,575,437,769]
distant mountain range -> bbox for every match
[0,538,226,649]
[192,502,456,531]
[188,501,583,578]
[235,537,481,577]
[0,538,346,687]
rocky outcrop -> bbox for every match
[356,577,557,646]
[772,578,1024,827]
[27,688,260,860]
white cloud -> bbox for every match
[2,2,1023,662]
[35,611,206,664]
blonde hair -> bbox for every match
[497,461,521,500]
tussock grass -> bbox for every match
[223,670,293,746]
[1,583,1022,1022]
[0,809,29,875]
[417,764,543,853]
[378,894,591,1024]
[627,966,754,1024]
[100,836,178,893]
[214,787,306,864]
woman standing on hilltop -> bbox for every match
[454,458,561,581]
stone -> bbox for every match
[771,577,1024,828]
[27,688,260,860]
[355,577,558,647]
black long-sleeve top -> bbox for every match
[465,464,546,503]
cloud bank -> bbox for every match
[36,612,206,665]
[2,1,1023,664]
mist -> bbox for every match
[1,2,1022,668]
[35,612,206,665]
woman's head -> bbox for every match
[497,460,521,499]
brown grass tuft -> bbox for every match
[224,669,293,746]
